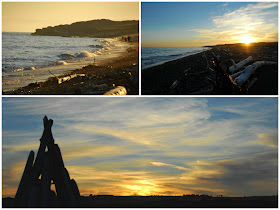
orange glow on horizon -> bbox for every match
[239,36,256,45]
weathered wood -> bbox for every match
[58,74,85,84]
[15,116,81,207]
[248,77,258,89]
[27,182,41,207]
[104,86,127,95]
[234,61,277,86]
[41,152,51,207]
[15,151,34,206]
[33,116,54,180]
[229,56,253,73]
[230,69,245,80]
[70,179,81,201]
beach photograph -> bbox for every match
[2,2,139,95]
[2,97,278,207]
[141,2,278,95]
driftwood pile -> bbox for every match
[15,116,80,207]
[170,53,277,94]
[211,53,277,94]
[227,56,277,86]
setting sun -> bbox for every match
[240,36,255,44]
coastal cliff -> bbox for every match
[31,19,139,38]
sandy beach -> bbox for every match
[142,42,278,95]
[3,37,139,95]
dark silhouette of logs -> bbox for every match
[14,116,80,207]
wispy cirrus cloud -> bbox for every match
[192,2,278,44]
[151,162,190,171]
[254,132,278,148]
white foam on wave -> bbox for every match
[60,53,74,59]
[75,50,94,58]
[14,68,24,72]
[25,66,36,70]
[55,61,68,65]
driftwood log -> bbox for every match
[15,116,80,207]
[233,61,277,86]
[104,86,127,95]
[228,56,253,73]
[58,74,86,84]
[210,54,277,94]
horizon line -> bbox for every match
[142,41,278,48]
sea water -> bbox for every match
[2,32,124,91]
[141,47,208,70]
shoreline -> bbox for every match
[3,36,136,92]
[142,47,210,70]
[142,42,278,95]
[3,36,139,95]
[2,36,107,92]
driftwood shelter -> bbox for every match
[15,116,80,207]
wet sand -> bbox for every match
[3,38,139,95]
[142,42,278,95]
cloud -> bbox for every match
[74,124,185,146]
[151,162,189,171]
[184,151,278,196]
[255,132,278,148]
[66,164,165,196]
[2,160,27,197]
[3,143,39,152]
[192,2,278,44]
[62,144,134,160]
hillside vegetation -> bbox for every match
[32,19,139,38]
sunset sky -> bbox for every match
[2,97,278,197]
[142,2,278,47]
[2,2,139,33]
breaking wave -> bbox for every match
[75,50,94,58]
[59,53,74,59]
[55,61,68,65]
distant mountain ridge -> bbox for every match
[31,19,139,38]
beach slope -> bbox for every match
[142,42,277,95]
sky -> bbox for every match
[2,2,139,33]
[2,97,278,198]
[142,2,278,47]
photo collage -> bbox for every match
[2,1,278,208]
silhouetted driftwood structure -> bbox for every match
[15,116,80,207]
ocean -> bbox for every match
[141,47,209,70]
[2,32,127,92]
